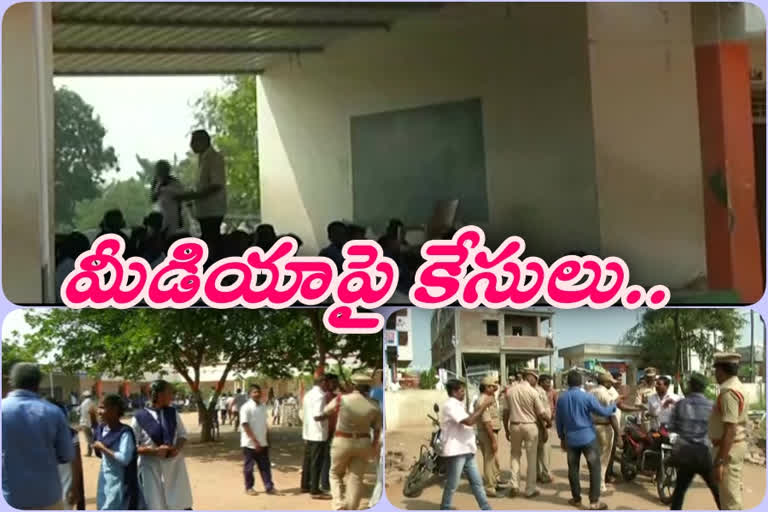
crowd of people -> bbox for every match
[2,362,384,511]
[53,129,418,302]
[438,352,750,511]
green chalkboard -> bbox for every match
[350,98,489,231]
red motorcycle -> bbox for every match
[619,415,677,505]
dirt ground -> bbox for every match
[78,412,377,510]
[386,427,766,510]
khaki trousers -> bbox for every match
[595,424,614,473]
[717,441,747,510]
[330,437,371,510]
[477,429,500,492]
[537,425,551,479]
[509,423,538,495]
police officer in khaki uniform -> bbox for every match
[709,353,749,510]
[474,375,504,497]
[315,373,382,510]
[503,368,548,499]
[590,373,622,493]
[635,367,657,430]
[535,375,554,484]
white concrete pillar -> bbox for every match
[2,2,54,304]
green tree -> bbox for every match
[55,87,118,230]
[72,178,150,231]
[18,308,319,441]
[622,309,745,382]
[194,76,259,217]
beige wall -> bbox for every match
[587,3,707,289]
[385,389,446,430]
[258,3,601,261]
[2,3,55,304]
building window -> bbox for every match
[399,331,409,346]
[510,326,523,336]
[485,320,499,336]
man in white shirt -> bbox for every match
[178,129,227,256]
[79,391,97,457]
[439,379,493,510]
[240,385,278,496]
[301,375,331,500]
[647,375,681,429]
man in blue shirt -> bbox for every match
[556,371,617,510]
[2,363,75,509]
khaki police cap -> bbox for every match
[521,368,539,378]
[481,375,498,386]
[644,367,658,377]
[713,352,742,366]
[350,373,373,385]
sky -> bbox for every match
[408,308,765,370]
[54,76,225,182]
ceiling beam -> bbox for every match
[53,69,264,76]
[54,45,323,55]
[56,2,444,10]
[53,15,391,30]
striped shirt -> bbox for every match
[670,392,712,446]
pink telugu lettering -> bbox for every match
[61,228,671,333]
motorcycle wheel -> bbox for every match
[403,455,432,498]
[620,446,638,482]
[657,462,676,505]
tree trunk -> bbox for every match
[309,310,327,370]
[673,311,683,394]
[195,392,215,443]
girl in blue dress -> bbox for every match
[93,394,143,510]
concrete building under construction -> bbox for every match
[431,308,555,385]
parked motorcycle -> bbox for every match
[403,403,446,498]
[619,414,677,505]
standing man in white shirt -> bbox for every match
[647,375,682,430]
[440,379,494,510]
[178,129,227,258]
[301,375,331,500]
[240,385,278,496]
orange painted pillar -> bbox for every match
[694,41,764,303]
[95,379,103,398]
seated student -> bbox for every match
[55,232,91,303]
[229,230,252,257]
[126,226,148,259]
[255,224,278,252]
[281,233,303,252]
[98,209,130,244]
[347,224,367,241]
[140,213,166,268]
[378,233,412,295]
[93,394,142,510]
[319,221,347,272]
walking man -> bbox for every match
[709,352,749,510]
[475,376,504,497]
[503,368,548,499]
[315,373,382,510]
[556,371,618,510]
[79,390,97,457]
[669,373,720,510]
[2,363,75,510]
[537,374,556,484]
[241,385,278,496]
[132,380,193,510]
[439,379,493,510]
[590,372,622,493]
[321,374,341,493]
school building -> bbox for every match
[3,2,765,305]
